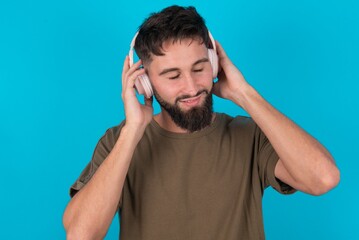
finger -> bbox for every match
[124,60,143,89]
[123,60,144,90]
[122,55,129,86]
[124,68,146,91]
[125,59,143,80]
[215,40,233,70]
[215,40,227,59]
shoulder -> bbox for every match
[218,113,256,130]
[98,120,126,146]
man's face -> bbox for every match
[146,38,214,132]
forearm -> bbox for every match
[63,125,143,239]
[214,41,339,194]
[234,85,339,191]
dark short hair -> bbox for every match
[134,5,212,64]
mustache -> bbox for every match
[175,89,209,103]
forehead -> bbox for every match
[147,38,208,72]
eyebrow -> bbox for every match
[158,57,209,76]
[193,57,209,66]
[159,67,179,76]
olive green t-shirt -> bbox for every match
[70,113,295,239]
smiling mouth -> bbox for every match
[177,93,207,109]
[176,90,208,104]
[179,95,202,103]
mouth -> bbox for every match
[178,93,205,108]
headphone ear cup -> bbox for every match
[208,49,218,79]
[135,74,153,98]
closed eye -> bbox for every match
[169,74,180,80]
[193,68,203,72]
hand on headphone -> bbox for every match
[212,41,251,107]
[121,56,154,131]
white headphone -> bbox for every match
[129,30,218,98]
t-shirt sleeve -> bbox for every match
[255,124,296,195]
[69,122,125,208]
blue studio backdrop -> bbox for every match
[0,0,358,239]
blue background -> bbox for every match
[1,0,358,239]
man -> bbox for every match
[63,5,340,240]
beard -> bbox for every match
[153,88,214,133]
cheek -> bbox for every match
[197,71,214,88]
[152,80,178,102]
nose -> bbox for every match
[181,72,199,96]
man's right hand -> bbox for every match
[121,56,153,132]
[63,56,151,239]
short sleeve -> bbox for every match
[255,124,296,195]
[69,122,125,207]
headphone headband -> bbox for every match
[208,31,217,52]
[129,32,139,66]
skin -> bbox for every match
[62,38,340,239]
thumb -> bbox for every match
[215,40,228,60]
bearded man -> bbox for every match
[63,5,340,240]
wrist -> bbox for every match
[120,123,147,143]
[231,84,257,111]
